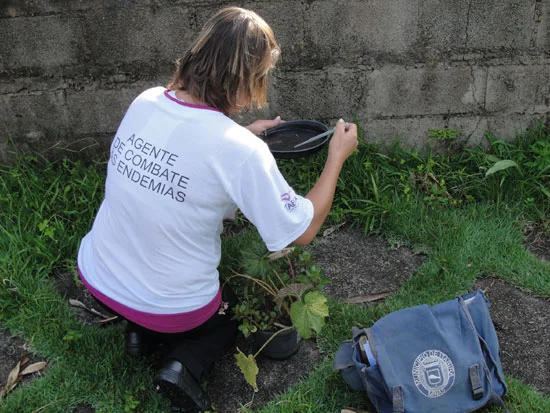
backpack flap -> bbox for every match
[365,299,493,413]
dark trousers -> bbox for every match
[93,286,238,382]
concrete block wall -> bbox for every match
[1,0,549,162]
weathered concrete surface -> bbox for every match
[1,0,549,163]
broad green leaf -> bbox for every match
[289,291,329,339]
[485,155,501,163]
[485,160,519,177]
[235,348,259,392]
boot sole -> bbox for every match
[154,367,212,412]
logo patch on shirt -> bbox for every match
[280,191,298,212]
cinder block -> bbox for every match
[359,115,448,150]
[147,5,198,63]
[465,0,534,50]
[66,83,154,135]
[242,1,305,68]
[366,64,487,117]
[360,115,495,150]
[422,0,534,53]
[81,5,194,66]
[486,65,550,113]
[487,113,546,140]
[421,0,469,52]
[306,0,422,64]
[0,91,69,140]
[0,15,83,70]
[269,67,369,121]
[363,105,545,150]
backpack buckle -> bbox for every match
[469,364,484,400]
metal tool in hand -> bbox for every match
[293,122,349,148]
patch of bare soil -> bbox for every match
[308,227,426,301]
[207,338,324,412]
[524,222,550,262]
[1,225,549,412]
[475,278,550,394]
[53,272,119,327]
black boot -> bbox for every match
[125,323,155,357]
[154,360,212,412]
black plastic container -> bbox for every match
[258,120,329,159]
[252,327,302,360]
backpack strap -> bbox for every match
[392,386,404,413]
[490,390,509,413]
[459,296,510,413]
[459,297,508,391]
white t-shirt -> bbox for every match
[77,87,314,315]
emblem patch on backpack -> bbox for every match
[412,350,456,398]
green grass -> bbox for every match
[1,121,549,412]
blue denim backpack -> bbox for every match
[334,290,508,413]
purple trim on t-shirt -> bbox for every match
[163,90,221,113]
[78,267,222,333]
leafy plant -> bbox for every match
[428,128,461,142]
[224,236,330,390]
[229,244,329,337]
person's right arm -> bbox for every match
[293,119,358,245]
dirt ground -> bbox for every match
[0,225,549,412]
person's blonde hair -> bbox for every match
[168,7,280,115]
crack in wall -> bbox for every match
[465,116,484,144]
[469,64,481,109]
[532,83,540,112]
[464,0,473,52]
[353,69,368,117]
[530,0,544,48]
[300,0,310,60]
[484,67,490,113]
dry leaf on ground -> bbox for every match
[0,358,48,399]
[323,221,346,237]
[69,298,114,320]
[20,361,47,376]
[341,291,392,304]
[268,247,295,261]
[0,360,21,399]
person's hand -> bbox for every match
[328,119,358,164]
[245,116,283,135]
